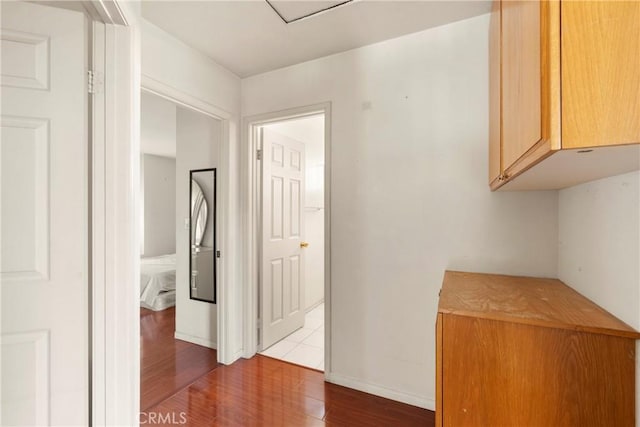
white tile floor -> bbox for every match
[260,303,324,371]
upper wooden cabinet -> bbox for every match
[490,0,640,190]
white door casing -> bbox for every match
[260,128,306,350]
[1,2,88,425]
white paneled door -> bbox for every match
[261,128,306,350]
[1,2,88,425]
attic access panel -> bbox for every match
[266,0,354,24]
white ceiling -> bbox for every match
[141,0,492,78]
[267,0,352,22]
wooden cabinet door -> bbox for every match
[442,315,636,426]
[488,0,501,185]
[561,0,640,148]
[501,1,543,169]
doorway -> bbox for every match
[254,112,328,371]
[139,89,222,411]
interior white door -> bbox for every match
[261,128,306,350]
[1,2,88,425]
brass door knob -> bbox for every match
[300,242,309,248]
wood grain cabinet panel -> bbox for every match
[436,271,640,427]
[488,0,501,185]
[561,0,640,148]
[489,0,640,191]
[501,1,542,170]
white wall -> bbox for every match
[140,91,177,158]
[141,154,176,257]
[242,13,558,409]
[175,106,221,348]
[265,117,325,311]
[141,19,240,114]
[140,91,177,256]
[558,171,640,422]
[304,208,325,311]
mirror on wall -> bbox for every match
[189,168,216,303]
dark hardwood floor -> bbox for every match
[141,307,435,426]
[140,306,219,411]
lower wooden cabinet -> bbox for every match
[436,271,639,427]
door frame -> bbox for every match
[140,74,234,364]
[91,3,239,424]
[84,1,139,425]
[241,103,332,376]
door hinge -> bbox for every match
[216,250,221,258]
[256,149,262,160]
[87,70,103,94]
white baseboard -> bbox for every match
[325,372,435,411]
[174,331,217,350]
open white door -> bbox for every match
[1,2,88,425]
[261,128,306,350]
